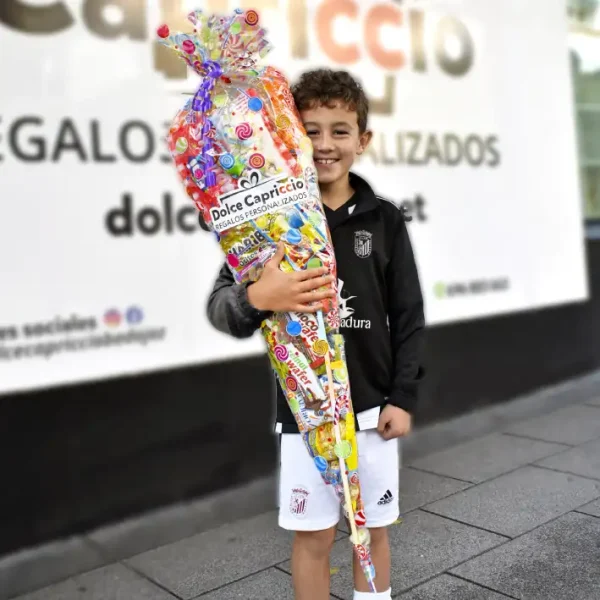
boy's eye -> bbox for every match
[306,130,318,136]
[334,130,349,136]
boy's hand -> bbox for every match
[247,243,335,313]
[377,405,412,440]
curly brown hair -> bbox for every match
[291,69,369,133]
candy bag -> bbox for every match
[159,8,377,590]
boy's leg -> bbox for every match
[352,527,391,595]
[279,433,341,600]
[291,527,338,600]
[351,430,400,598]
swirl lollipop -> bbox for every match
[235,122,253,140]
[274,344,289,361]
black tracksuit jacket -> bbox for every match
[206,172,426,433]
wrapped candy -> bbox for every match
[159,9,377,591]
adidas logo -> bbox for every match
[378,490,393,505]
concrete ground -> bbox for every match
[3,371,600,600]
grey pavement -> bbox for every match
[4,371,600,600]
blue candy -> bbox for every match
[219,153,235,169]
[248,97,263,111]
[288,212,304,228]
[286,228,301,244]
[314,456,328,472]
[286,321,302,336]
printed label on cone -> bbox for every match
[212,171,307,233]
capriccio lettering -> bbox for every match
[0,0,474,81]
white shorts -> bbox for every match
[277,428,400,531]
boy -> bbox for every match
[206,69,425,600]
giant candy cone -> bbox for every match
[159,8,377,590]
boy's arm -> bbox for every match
[206,261,272,339]
[386,213,426,413]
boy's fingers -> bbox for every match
[267,243,285,266]
[296,276,334,293]
[298,290,334,304]
[293,302,327,313]
[295,267,329,281]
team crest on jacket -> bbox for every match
[354,230,372,258]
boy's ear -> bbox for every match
[357,130,373,155]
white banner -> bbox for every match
[0,0,588,394]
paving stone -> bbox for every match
[87,502,205,564]
[194,567,336,599]
[536,437,600,480]
[280,510,506,598]
[9,580,82,600]
[450,512,600,600]
[399,467,472,511]
[124,511,341,599]
[503,404,600,445]
[409,433,568,483]
[424,465,600,537]
[0,537,104,600]
[87,476,278,563]
[576,498,600,518]
[11,564,175,600]
[398,573,511,599]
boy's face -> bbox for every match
[300,101,372,186]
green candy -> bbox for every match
[309,213,322,227]
[214,94,228,108]
[289,396,300,413]
[333,367,348,384]
[175,137,188,154]
[226,158,245,177]
[334,441,352,460]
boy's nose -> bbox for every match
[315,134,335,152]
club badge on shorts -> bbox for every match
[289,486,309,516]
[354,230,372,258]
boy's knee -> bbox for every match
[294,526,337,558]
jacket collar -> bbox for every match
[348,171,381,216]
[322,172,382,231]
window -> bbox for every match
[568,0,600,232]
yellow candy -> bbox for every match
[345,413,358,471]
[299,136,313,154]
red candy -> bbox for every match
[355,509,367,527]
[182,39,196,54]
[157,24,170,38]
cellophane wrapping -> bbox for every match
[159,8,377,587]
